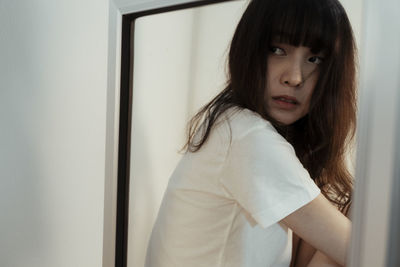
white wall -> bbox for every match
[0,0,109,266]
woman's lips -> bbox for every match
[272,95,299,109]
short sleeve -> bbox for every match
[220,125,320,229]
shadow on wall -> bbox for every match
[0,2,48,264]
[0,100,47,266]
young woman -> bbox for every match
[146,0,357,266]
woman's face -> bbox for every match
[264,43,324,125]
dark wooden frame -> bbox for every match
[115,0,237,266]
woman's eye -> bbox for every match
[270,47,285,56]
[309,56,324,64]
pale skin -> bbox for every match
[285,195,351,266]
[265,43,323,125]
[291,205,352,266]
[291,234,342,267]
[265,43,351,266]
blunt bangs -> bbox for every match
[267,0,340,55]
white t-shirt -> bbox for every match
[146,107,320,267]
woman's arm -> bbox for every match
[293,237,342,267]
[292,201,352,267]
[307,251,342,267]
[281,193,351,266]
[290,233,301,267]
[292,235,317,267]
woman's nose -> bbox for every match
[281,63,304,87]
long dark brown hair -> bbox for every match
[183,0,357,213]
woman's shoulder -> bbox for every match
[215,106,282,142]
